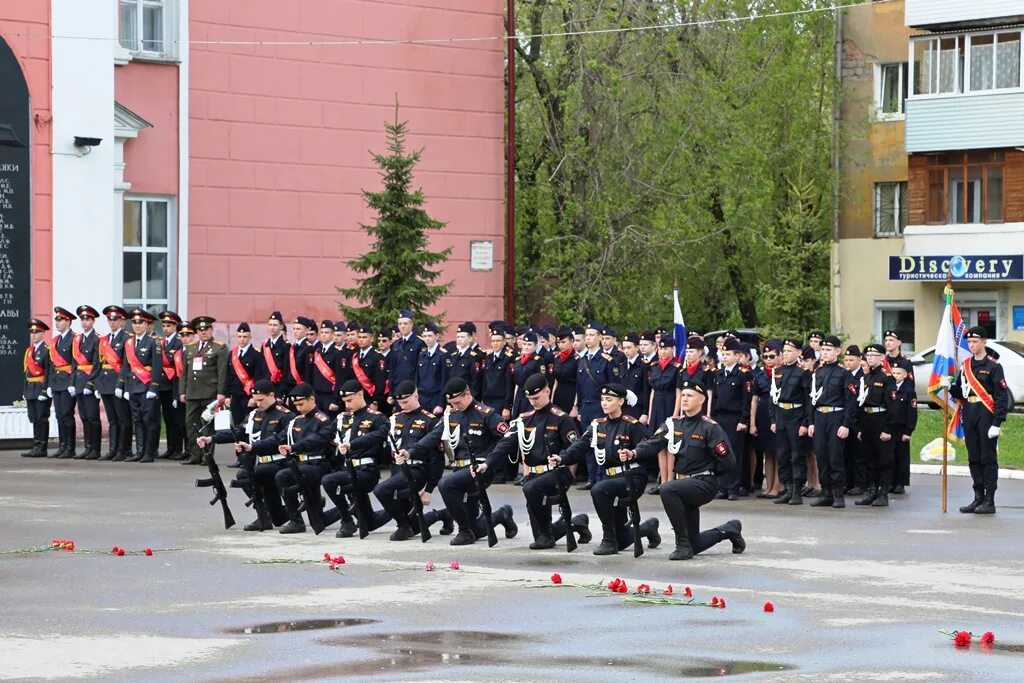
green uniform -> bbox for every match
[180,339,228,464]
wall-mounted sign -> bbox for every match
[470,240,493,271]
[888,255,1024,281]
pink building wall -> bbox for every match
[188,0,507,332]
[0,4,52,320]
[116,62,180,196]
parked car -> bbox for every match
[910,340,1024,407]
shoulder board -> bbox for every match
[366,407,380,415]
[534,354,542,361]
[601,353,613,361]
[447,348,458,356]
[623,415,639,424]
[419,409,436,419]
[740,366,750,373]
[701,416,718,425]
[278,406,292,414]
[672,361,682,368]
[474,403,494,414]
[596,417,608,424]
[314,411,329,422]
[470,349,481,357]
[504,348,514,357]
[211,340,224,347]
[550,406,566,417]
[521,409,536,418]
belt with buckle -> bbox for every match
[778,402,803,410]
[27,376,45,383]
[400,459,424,466]
[527,464,552,474]
[675,470,713,480]
[101,363,119,371]
[54,364,72,373]
[453,458,472,468]
[863,406,887,414]
[816,406,844,413]
[297,454,324,462]
[257,454,285,464]
[605,462,640,476]
[77,364,94,373]
[350,457,375,466]
[967,396,984,404]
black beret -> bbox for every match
[844,345,862,357]
[800,346,817,360]
[654,327,669,337]
[237,322,251,333]
[686,337,704,351]
[294,316,314,329]
[782,338,802,350]
[421,321,439,334]
[723,337,742,352]
[252,379,275,395]
[658,336,675,348]
[521,331,538,344]
[764,339,783,353]
[623,332,640,345]
[555,326,573,340]
[735,343,753,356]
[678,379,707,397]
[808,331,825,342]
[586,320,603,333]
[268,311,284,323]
[488,320,505,332]
[821,335,841,348]
[523,373,548,396]
[457,321,477,334]
[601,326,617,338]
[392,380,417,400]
[966,326,987,340]
[640,330,656,343]
[883,329,901,341]
[515,325,532,336]
[571,325,584,335]
[339,379,363,397]
[335,321,348,332]
[320,320,335,331]
[600,383,627,399]
[398,309,414,320]
[289,382,314,398]
[444,378,469,400]
[864,343,885,354]
[378,326,393,338]
[893,359,914,373]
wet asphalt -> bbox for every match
[1,446,1023,682]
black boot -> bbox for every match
[390,524,416,541]
[871,490,889,507]
[336,512,357,538]
[529,533,555,550]
[974,491,996,515]
[450,527,477,546]
[62,425,77,459]
[669,529,694,561]
[592,525,618,556]
[101,424,118,460]
[243,510,274,531]
[855,486,878,506]
[571,513,592,544]
[493,504,517,539]
[959,489,984,513]
[773,484,792,505]
[86,423,102,459]
[28,423,49,457]
[831,487,846,509]
[719,519,745,554]
[118,424,134,460]
[810,487,834,507]
[436,509,454,535]
[639,518,661,549]
[788,483,803,505]
[278,513,306,534]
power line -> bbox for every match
[8,0,893,49]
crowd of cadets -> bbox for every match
[20,307,1005,556]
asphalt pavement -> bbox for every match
[2,447,1023,682]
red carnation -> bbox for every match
[116,548,125,557]
[663,585,673,596]
[617,584,628,593]
[684,586,693,598]
[551,573,562,584]
[711,596,720,606]
[64,541,75,551]
[980,631,995,645]
[608,579,620,591]
[637,584,651,594]
[144,548,153,556]
[719,598,726,608]
[111,546,120,554]
[323,553,331,560]
[763,601,774,613]
[953,631,971,647]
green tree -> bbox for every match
[338,106,451,329]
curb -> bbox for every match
[910,464,1024,481]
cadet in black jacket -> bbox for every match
[854,344,898,508]
[490,374,588,549]
[885,359,918,496]
[769,338,811,505]
[274,383,337,534]
[550,327,579,413]
[445,322,484,400]
[321,380,390,538]
[632,380,744,560]
[197,380,294,530]
[428,379,511,546]
[950,326,1008,514]
[374,381,455,541]
[481,330,515,415]
[807,335,860,509]
[620,333,650,423]
[71,305,103,459]
[48,307,78,458]
[21,319,52,458]
[552,384,660,556]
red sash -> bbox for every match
[24,347,45,378]
[125,337,152,384]
[263,342,283,383]
[50,335,73,369]
[313,350,336,385]
[289,346,303,384]
[71,334,92,369]
[162,341,179,380]
[99,335,123,372]
[963,359,996,413]
[231,347,255,395]
[352,353,375,396]
[173,348,183,378]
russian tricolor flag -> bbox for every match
[928,288,971,442]
[673,288,687,363]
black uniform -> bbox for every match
[97,329,132,459]
[286,340,313,397]
[154,333,185,458]
[48,329,77,456]
[637,414,740,556]
[887,377,918,490]
[951,355,1008,500]
[511,353,549,418]
[119,333,165,460]
[711,364,752,496]
[22,340,51,457]
[446,346,484,400]
[481,346,515,412]
[768,362,811,496]
[71,330,102,458]
[213,404,295,526]
[337,347,388,408]
[373,408,446,535]
[858,364,897,497]
[809,361,859,503]
[226,343,261,427]
[273,408,336,525]
[307,342,340,415]
[490,403,579,543]
[551,350,578,413]
[621,355,650,421]
[843,366,867,492]
[559,415,649,550]
[259,334,293,396]
[322,406,390,533]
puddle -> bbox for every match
[222,618,377,635]
[560,655,794,677]
[993,643,1024,654]
[323,630,519,648]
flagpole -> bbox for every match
[941,274,952,514]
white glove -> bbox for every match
[46,387,53,398]
[67,386,76,397]
[122,390,130,401]
[37,394,48,402]
[145,390,157,400]
[938,376,951,389]
[114,388,123,399]
[83,388,93,395]
[172,399,178,408]
[987,426,1001,439]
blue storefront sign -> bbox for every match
[888,255,1024,281]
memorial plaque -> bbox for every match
[0,38,32,405]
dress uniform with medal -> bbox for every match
[179,316,228,465]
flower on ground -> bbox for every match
[637,584,651,594]
[112,546,120,554]
[684,586,693,598]
[663,585,673,596]
[116,548,125,557]
[551,573,562,584]
[763,601,775,613]
[424,561,435,572]
[711,596,720,607]
[449,560,460,570]
[144,548,153,557]
[718,598,726,608]
[980,631,995,645]
[953,631,972,647]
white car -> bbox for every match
[910,340,1024,407]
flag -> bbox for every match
[927,287,967,442]
[672,288,687,362]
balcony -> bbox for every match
[906,0,1024,31]
[906,91,1024,152]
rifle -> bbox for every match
[284,419,327,535]
[194,399,235,529]
[466,440,498,548]
[229,410,271,531]
[619,436,644,558]
[389,416,429,543]
[340,417,372,539]
[557,465,577,553]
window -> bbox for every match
[913,36,964,95]
[923,151,1004,224]
[123,197,175,314]
[119,0,176,59]
[968,32,1021,92]
[874,182,908,237]
[912,31,1022,96]
[878,63,909,117]
[874,302,915,353]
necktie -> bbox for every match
[198,342,206,355]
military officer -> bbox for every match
[445,322,484,399]
[415,321,447,413]
[949,326,1008,515]
[711,337,753,500]
[179,316,228,465]
[260,311,293,397]
[481,328,515,416]
[226,322,260,428]
[196,379,295,530]
[632,380,745,560]
[552,384,659,556]
[120,308,165,462]
[48,306,78,458]
[286,316,315,394]
[337,323,387,410]
[274,383,337,534]
[769,338,811,505]
[620,333,650,424]
[574,321,620,490]
[156,311,186,460]
[550,327,578,414]
[98,306,131,461]
[490,374,588,549]
[21,319,52,458]
[375,326,395,415]
[853,343,897,508]
[70,305,102,459]
[307,320,341,415]
[807,336,859,509]
[390,309,425,387]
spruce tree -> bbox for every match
[338,105,452,329]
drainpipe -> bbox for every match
[831,5,843,332]
[504,0,517,321]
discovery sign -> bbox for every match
[889,255,1024,282]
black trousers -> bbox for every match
[844,428,867,489]
[52,389,76,446]
[234,461,288,525]
[100,392,131,452]
[437,465,494,531]
[893,438,911,487]
[774,409,806,487]
[811,410,847,490]
[314,391,338,418]
[591,468,646,550]
[159,390,185,455]
[228,394,250,429]
[713,413,743,494]
[27,396,51,423]
[963,404,999,493]
[374,465,428,527]
[128,392,160,455]
[185,398,214,460]
[659,475,729,555]
[323,466,383,530]
[275,460,330,517]
[859,411,895,492]
[522,468,574,541]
